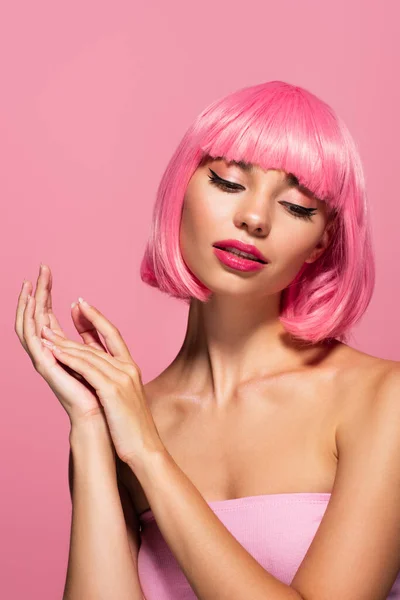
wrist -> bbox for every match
[69,410,112,446]
[126,443,170,483]
[69,414,117,472]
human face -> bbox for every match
[179,156,332,298]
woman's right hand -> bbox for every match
[15,263,109,426]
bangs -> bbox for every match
[194,82,350,215]
[140,80,374,344]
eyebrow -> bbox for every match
[221,158,319,201]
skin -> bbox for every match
[161,156,339,407]
[116,157,393,519]
[14,265,113,424]
[15,158,394,524]
[14,163,399,599]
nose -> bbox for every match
[233,202,271,236]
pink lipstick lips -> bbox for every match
[212,239,269,272]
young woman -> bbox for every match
[16,80,400,599]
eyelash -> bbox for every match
[207,170,317,222]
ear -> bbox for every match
[304,219,335,265]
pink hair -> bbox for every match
[140,80,375,344]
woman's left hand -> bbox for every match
[41,297,165,468]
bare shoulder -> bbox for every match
[336,343,396,381]
[333,343,400,450]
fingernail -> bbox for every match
[41,339,54,348]
[78,297,90,307]
[71,301,77,309]
[42,325,55,337]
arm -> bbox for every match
[130,449,302,600]
[63,415,145,600]
[130,364,400,600]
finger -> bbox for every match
[75,298,133,362]
[45,345,130,399]
[45,266,65,336]
[23,294,56,369]
[71,302,107,352]
[34,264,51,337]
[41,326,92,385]
[15,280,33,350]
[42,327,131,371]
[20,289,95,385]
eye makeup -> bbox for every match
[207,169,317,222]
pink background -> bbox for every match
[1,0,399,597]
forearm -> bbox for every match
[63,416,143,600]
[131,449,302,600]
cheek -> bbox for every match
[179,189,226,285]
[180,199,199,246]
[180,189,219,248]
[270,232,320,281]
[179,204,191,264]
[272,211,325,260]
[179,197,208,268]
[282,238,312,262]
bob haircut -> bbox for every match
[140,80,375,345]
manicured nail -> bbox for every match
[78,297,90,307]
[41,339,54,348]
[71,301,77,309]
[42,325,55,337]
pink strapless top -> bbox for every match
[137,492,400,599]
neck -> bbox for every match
[166,294,336,409]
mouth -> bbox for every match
[212,245,268,264]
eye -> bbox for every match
[208,169,244,193]
[279,201,317,222]
[207,169,317,221]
